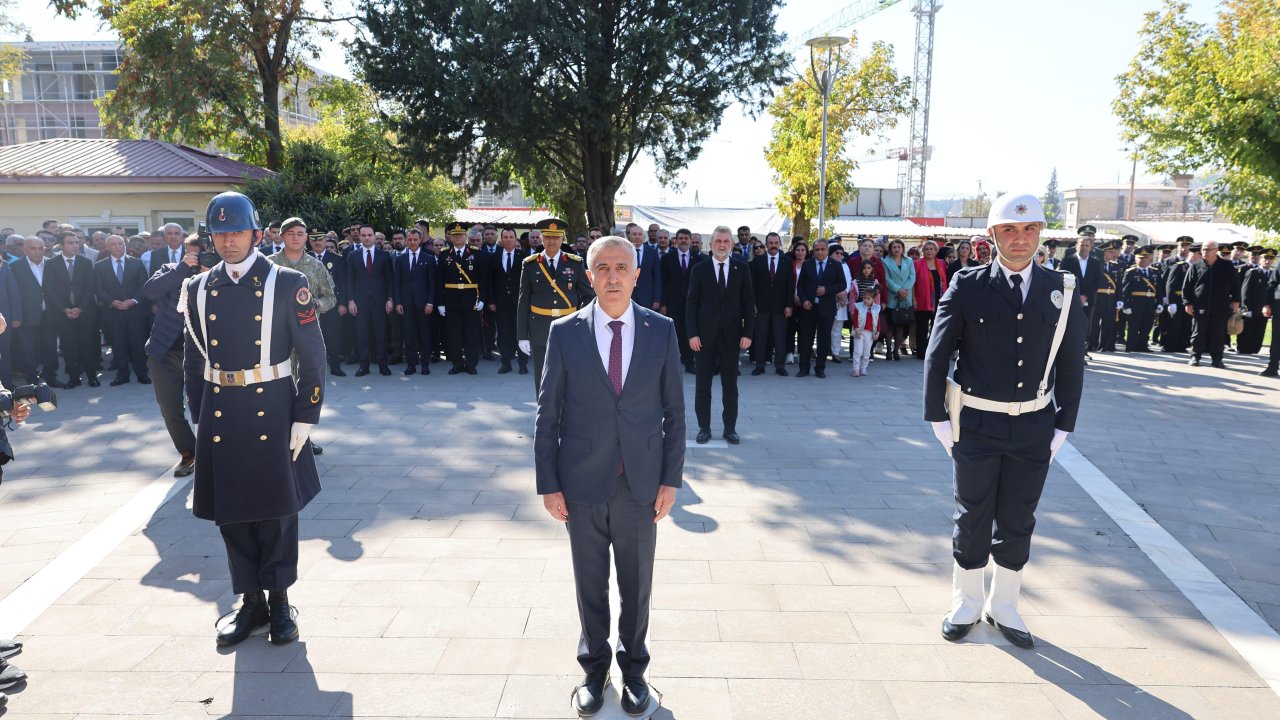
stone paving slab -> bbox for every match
[0,349,1278,717]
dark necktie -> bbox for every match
[115,259,124,284]
[365,249,372,274]
[608,319,624,471]
[1010,273,1024,308]
[769,255,776,279]
[818,260,825,276]
[718,261,726,289]
[681,253,687,273]
[548,256,555,274]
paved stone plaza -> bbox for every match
[1,347,1278,718]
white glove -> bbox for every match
[518,340,531,355]
[289,422,314,462]
[1123,308,1132,315]
[931,421,954,457]
[1116,301,1124,310]
[438,306,446,317]
[1167,305,1177,316]
[1243,310,1253,318]
[474,300,484,311]
[1049,428,1068,462]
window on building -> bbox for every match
[1135,201,1149,209]
[69,117,87,139]
[71,74,97,100]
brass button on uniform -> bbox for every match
[254,363,261,368]
[1016,313,1024,320]
[257,411,265,417]
[211,290,219,297]
[213,363,221,369]
[213,435,222,443]
[254,340,262,346]
[256,387,264,394]
[214,411,222,417]
[259,435,268,441]
[255,315,262,321]
[1016,337,1023,344]
[1017,382,1024,388]
[210,339,219,346]
[255,291,263,297]
[1017,360,1024,367]
[209,314,217,321]
[213,387,221,394]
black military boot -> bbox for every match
[216,591,269,647]
[268,590,299,645]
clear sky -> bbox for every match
[16,0,1222,209]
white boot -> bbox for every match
[984,564,1034,647]
[941,562,984,641]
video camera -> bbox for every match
[0,383,58,420]
[196,221,221,268]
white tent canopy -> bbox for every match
[1093,221,1258,245]
[625,205,787,237]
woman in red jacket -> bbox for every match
[912,240,949,358]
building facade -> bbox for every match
[1062,174,1218,229]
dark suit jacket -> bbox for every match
[488,247,528,310]
[0,261,22,325]
[93,255,148,308]
[149,245,186,276]
[345,245,394,308]
[750,252,795,314]
[630,243,663,308]
[797,258,847,318]
[686,256,755,341]
[10,260,44,327]
[1059,254,1103,304]
[534,301,685,506]
[659,248,702,313]
[44,254,96,315]
[393,248,438,309]
[1182,257,1241,312]
[924,263,1087,434]
[313,250,346,307]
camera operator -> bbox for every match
[0,309,32,706]
[143,233,214,478]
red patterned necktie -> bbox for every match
[609,319,624,473]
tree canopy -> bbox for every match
[353,0,789,229]
[764,36,911,239]
[1114,0,1280,231]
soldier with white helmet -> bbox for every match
[923,192,1087,649]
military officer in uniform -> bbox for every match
[1120,246,1159,352]
[181,192,326,647]
[437,221,487,375]
[925,193,1086,649]
[1089,241,1122,353]
[1259,250,1279,377]
[1163,240,1197,352]
[517,218,592,395]
[309,231,347,376]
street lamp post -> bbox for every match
[805,35,849,243]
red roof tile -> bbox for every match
[0,139,273,183]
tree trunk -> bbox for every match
[792,215,811,241]
[582,140,613,231]
[259,71,284,171]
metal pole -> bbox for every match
[817,48,832,242]
[1126,154,1137,221]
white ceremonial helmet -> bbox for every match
[986,193,1046,229]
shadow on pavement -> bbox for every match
[1000,642,1194,719]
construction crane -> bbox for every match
[798,0,940,217]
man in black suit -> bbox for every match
[750,232,794,376]
[148,223,188,276]
[393,228,437,375]
[94,235,150,385]
[487,227,528,374]
[1058,228,1102,358]
[659,227,701,373]
[0,255,22,388]
[687,226,755,445]
[796,238,847,378]
[309,233,347,376]
[345,225,394,376]
[12,236,60,386]
[44,231,100,387]
[625,223,662,311]
[1183,239,1241,368]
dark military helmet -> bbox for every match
[205,192,261,233]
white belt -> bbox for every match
[204,360,292,387]
[960,391,1052,416]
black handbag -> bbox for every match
[892,305,914,326]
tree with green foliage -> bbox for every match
[53,0,349,170]
[765,35,911,239]
[353,0,789,229]
[0,1,26,82]
[1114,0,1280,232]
[243,79,465,232]
[1042,168,1063,228]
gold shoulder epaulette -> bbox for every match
[564,252,583,262]
[523,254,539,263]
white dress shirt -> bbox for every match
[593,301,636,389]
[997,259,1033,302]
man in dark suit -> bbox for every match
[659,228,702,373]
[345,225,394,376]
[1183,239,1242,368]
[535,235,684,717]
[687,226,754,445]
[487,227,527,374]
[0,255,22,388]
[796,238,847,378]
[393,228,437,375]
[44,231,100,387]
[94,235,150,385]
[309,233,347,376]
[925,193,1086,650]
[750,232,795,376]
[12,237,58,387]
[148,223,188,276]
[1058,228,1102,358]
[625,222,662,311]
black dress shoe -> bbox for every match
[776,367,788,376]
[138,376,152,384]
[379,365,392,376]
[0,638,22,659]
[466,368,478,375]
[572,671,610,717]
[796,368,809,377]
[110,376,130,386]
[814,368,826,378]
[518,366,528,374]
[448,367,463,375]
[267,590,299,644]
[696,429,711,444]
[498,366,511,374]
[984,614,1034,648]
[216,591,269,647]
[404,366,416,375]
[354,368,370,377]
[65,378,82,388]
[751,366,765,376]
[941,617,975,641]
[1260,367,1278,377]
[723,431,741,445]
[87,377,101,387]
[330,366,347,377]
[1211,360,1226,369]
[620,677,651,716]
[0,657,26,691]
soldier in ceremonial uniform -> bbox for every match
[1260,250,1279,377]
[1120,246,1159,352]
[437,221,487,375]
[1238,246,1271,355]
[308,231,347,377]
[517,218,593,395]
[1089,240,1122,353]
[181,192,326,647]
[925,193,1085,649]
[1163,240,1197,352]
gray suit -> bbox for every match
[534,299,685,678]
